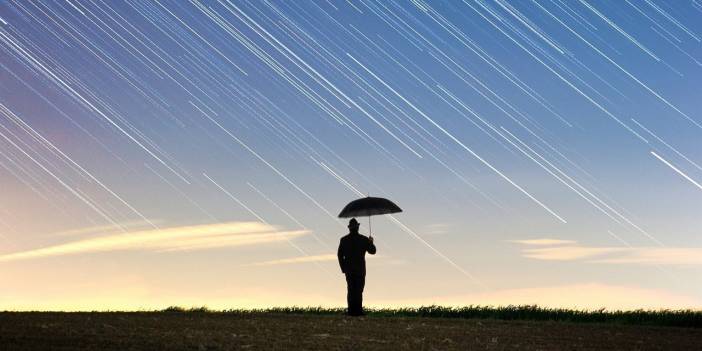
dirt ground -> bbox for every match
[0,312,700,350]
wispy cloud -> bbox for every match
[511,238,702,265]
[522,246,628,261]
[507,238,577,246]
[242,253,394,267]
[242,254,337,267]
[49,220,161,237]
[0,221,307,262]
[424,223,452,235]
[592,248,702,265]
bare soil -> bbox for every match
[1,312,700,350]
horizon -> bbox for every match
[1,0,701,312]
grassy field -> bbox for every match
[1,307,701,350]
[208,305,702,328]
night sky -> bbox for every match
[1,0,701,310]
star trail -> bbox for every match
[0,1,700,310]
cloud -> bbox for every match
[423,223,452,235]
[49,220,161,237]
[522,246,628,260]
[592,248,702,265]
[242,254,337,267]
[242,254,394,267]
[0,221,308,262]
[510,238,702,265]
[506,238,577,246]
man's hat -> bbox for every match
[348,218,359,227]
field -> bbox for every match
[1,307,701,350]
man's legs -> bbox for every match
[345,273,364,316]
[345,273,354,315]
[357,274,365,315]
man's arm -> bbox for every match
[337,240,346,273]
[367,236,377,255]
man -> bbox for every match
[337,218,376,316]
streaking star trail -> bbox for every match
[0,1,700,310]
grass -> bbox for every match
[5,308,702,349]
[5,310,702,350]
[158,305,702,328]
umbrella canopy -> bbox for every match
[338,197,402,218]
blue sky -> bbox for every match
[0,0,701,310]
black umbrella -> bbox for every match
[338,196,402,237]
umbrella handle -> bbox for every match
[368,216,372,238]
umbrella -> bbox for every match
[338,196,402,237]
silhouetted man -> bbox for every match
[337,218,376,316]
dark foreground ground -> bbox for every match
[1,312,701,350]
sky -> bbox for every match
[0,0,701,311]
